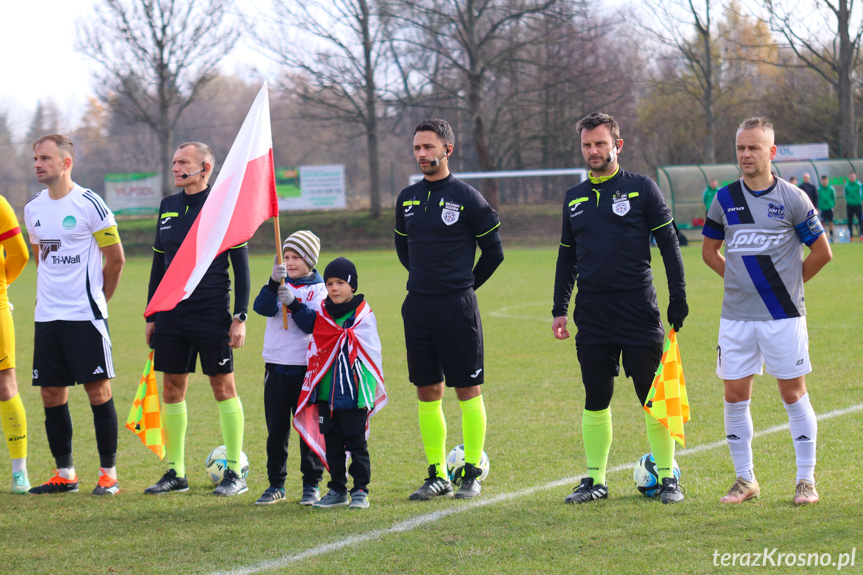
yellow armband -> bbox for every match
[94,225,121,248]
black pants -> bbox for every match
[264,365,324,489]
[847,204,862,237]
[319,406,370,495]
[573,289,664,411]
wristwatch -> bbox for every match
[233,312,247,322]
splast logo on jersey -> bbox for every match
[726,228,788,252]
[611,191,630,216]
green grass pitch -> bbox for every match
[1,244,861,574]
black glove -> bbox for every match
[667,299,689,332]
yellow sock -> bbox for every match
[0,393,27,460]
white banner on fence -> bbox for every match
[774,143,829,162]
[278,164,346,211]
[104,173,161,215]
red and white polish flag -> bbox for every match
[145,82,279,317]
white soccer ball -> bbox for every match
[204,445,250,486]
[633,452,680,497]
[446,444,490,486]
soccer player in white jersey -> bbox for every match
[24,134,125,495]
[702,118,832,505]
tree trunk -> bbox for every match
[159,124,173,198]
[468,72,499,209]
[361,0,382,219]
[837,0,857,158]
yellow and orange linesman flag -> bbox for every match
[126,350,166,459]
[643,328,690,447]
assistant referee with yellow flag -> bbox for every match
[551,112,688,505]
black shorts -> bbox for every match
[153,299,233,376]
[820,208,834,223]
[573,289,663,390]
[402,290,484,388]
[32,320,114,387]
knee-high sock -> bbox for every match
[91,398,117,469]
[218,397,244,472]
[724,399,754,481]
[418,399,447,479]
[44,403,74,469]
[0,393,27,461]
[582,408,612,485]
[645,412,676,480]
[163,401,187,477]
[784,393,817,483]
[459,396,486,466]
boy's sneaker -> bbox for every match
[29,471,79,495]
[312,489,349,508]
[794,479,819,505]
[564,477,608,504]
[455,463,482,499]
[213,469,248,497]
[255,486,285,505]
[299,485,320,506]
[92,473,120,496]
[657,476,684,504]
[144,469,189,495]
[719,477,760,503]
[409,465,454,500]
[12,470,30,494]
[349,489,369,509]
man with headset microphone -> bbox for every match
[144,141,251,497]
[551,112,688,505]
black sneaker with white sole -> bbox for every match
[144,469,189,495]
[408,465,454,500]
[657,476,684,504]
[564,477,608,504]
[455,462,482,499]
[213,469,248,497]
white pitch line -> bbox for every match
[212,402,863,575]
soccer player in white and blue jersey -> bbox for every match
[702,117,832,506]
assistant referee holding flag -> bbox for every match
[396,119,504,500]
[552,112,688,504]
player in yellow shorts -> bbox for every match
[0,194,30,494]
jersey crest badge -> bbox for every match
[611,191,630,216]
[441,200,461,226]
[767,203,785,220]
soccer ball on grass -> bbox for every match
[633,452,680,497]
[205,445,250,486]
[446,444,490,486]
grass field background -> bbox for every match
[1,242,861,574]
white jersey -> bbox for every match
[262,281,327,365]
[24,184,117,322]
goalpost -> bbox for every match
[409,168,587,205]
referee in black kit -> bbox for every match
[551,112,688,505]
[395,119,504,501]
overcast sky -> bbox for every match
[0,0,270,140]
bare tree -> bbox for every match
[261,0,395,218]
[77,0,239,196]
[760,0,863,157]
[389,0,563,208]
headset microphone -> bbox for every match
[428,150,449,167]
[181,163,206,179]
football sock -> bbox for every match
[163,401,188,477]
[218,397,245,472]
[91,398,117,469]
[581,408,612,485]
[645,411,676,480]
[57,467,76,480]
[724,399,755,482]
[459,395,486,466]
[0,393,27,460]
[784,393,817,483]
[44,403,73,469]
[100,467,117,480]
[417,399,447,479]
